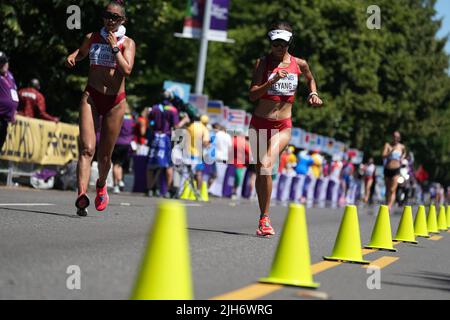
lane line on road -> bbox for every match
[210,248,378,300]
[362,256,399,269]
[311,261,341,274]
[210,283,283,300]
[429,235,443,241]
[0,203,54,206]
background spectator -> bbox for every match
[112,102,135,194]
[0,51,19,150]
[18,79,58,122]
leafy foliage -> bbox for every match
[1,0,449,183]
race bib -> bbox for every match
[10,89,19,102]
[267,73,298,96]
[89,43,116,68]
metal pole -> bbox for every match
[195,0,213,94]
[6,161,13,187]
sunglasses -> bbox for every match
[271,41,289,48]
[102,11,124,22]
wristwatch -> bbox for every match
[112,46,120,55]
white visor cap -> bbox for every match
[268,29,293,42]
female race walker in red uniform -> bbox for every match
[249,21,322,236]
[65,0,135,216]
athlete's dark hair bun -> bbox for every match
[114,0,125,6]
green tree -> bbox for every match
[1,0,449,183]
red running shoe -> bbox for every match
[95,180,109,211]
[256,215,275,237]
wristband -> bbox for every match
[308,92,319,99]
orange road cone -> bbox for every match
[323,205,370,264]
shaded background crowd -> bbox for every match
[1,0,450,206]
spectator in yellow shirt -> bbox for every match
[186,115,210,190]
[310,149,323,179]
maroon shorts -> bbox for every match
[249,114,292,139]
[85,85,126,116]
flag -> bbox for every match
[207,100,223,114]
[180,0,231,42]
[226,108,246,126]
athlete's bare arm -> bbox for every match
[400,144,407,159]
[382,143,391,159]
[65,33,93,68]
[296,58,322,107]
[105,32,135,77]
[249,57,287,102]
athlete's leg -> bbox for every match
[113,163,123,185]
[166,166,174,191]
[365,178,373,203]
[97,102,126,187]
[256,128,292,216]
[248,169,257,198]
[195,169,202,190]
[77,93,99,195]
[385,175,393,209]
[388,175,399,209]
[146,168,159,193]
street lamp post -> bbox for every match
[194,0,213,95]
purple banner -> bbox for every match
[182,0,230,42]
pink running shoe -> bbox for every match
[95,180,109,211]
[256,216,276,237]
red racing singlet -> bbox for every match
[88,32,126,69]
[261,55,301,103]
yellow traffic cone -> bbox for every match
[447,206,450,230]
[427,205,439,234]
[259,203,319,288]
[393,206,418,244]
[200,181,209,202]
[131,200,193,300]
[323,205,370,264]
[188,181,197,201]
[414,205,429,238]
[365,205,397,251]
[437,205,447,231]
[179,180,191,200]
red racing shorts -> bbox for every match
[249,114,292,140]
[85,85,126,116]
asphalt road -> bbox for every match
[0,186,449,300]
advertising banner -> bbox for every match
[0,116,79,165]
[181,0,230,42]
